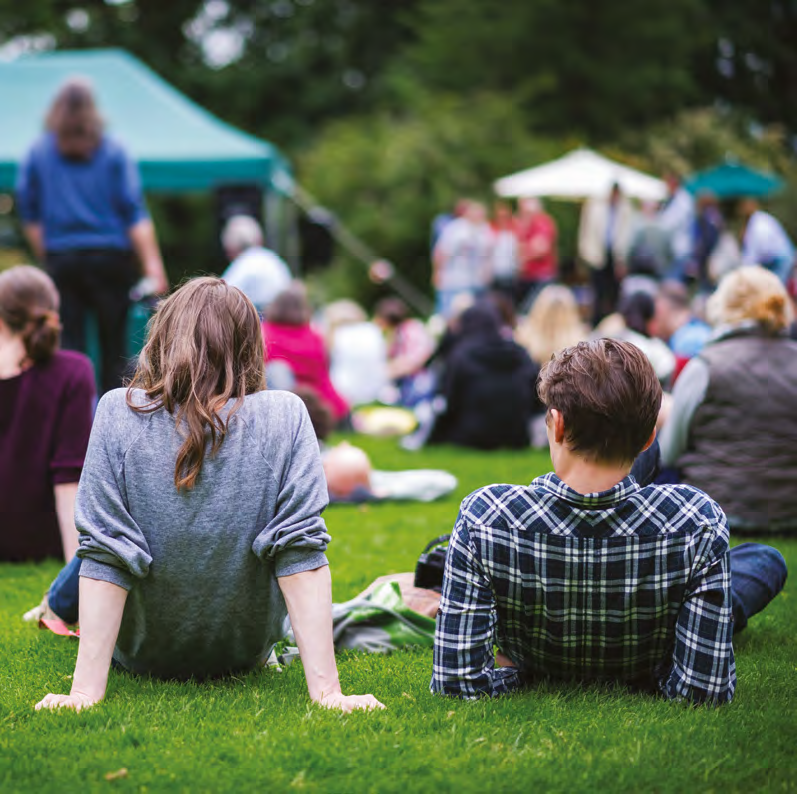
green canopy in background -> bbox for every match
[0,48,297,387]
[685,161,783,199]
[0,48,291,194]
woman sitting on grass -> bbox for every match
[659,266,797,534]
[0,265,94,563]
[35,277,383,714]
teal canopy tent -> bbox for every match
[0,48,296,386]
[0,48,291,194]
[685,162,783,199]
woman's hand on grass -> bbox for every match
[279,567,386,714]
[317,692,385,713]
[35,691,99,712]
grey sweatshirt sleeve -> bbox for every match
[659,357,710,467]
[251,396,331,577]
[75,392,153,590]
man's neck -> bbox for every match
[554,456,631,495]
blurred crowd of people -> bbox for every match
[430,178,795,326]
[3,77,797,568]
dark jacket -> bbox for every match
[430,305,541,450]
[679,327,797,532]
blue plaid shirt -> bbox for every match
[431,473,735,704]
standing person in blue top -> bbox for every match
[15,78,168,394]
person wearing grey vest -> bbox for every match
[660,266,797,534]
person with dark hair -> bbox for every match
[738,198,795,284]
[374,297,434,407]
[15,78,168,394]
[427,303,541,450]
[32,277,382,714]
[293,385,334,442]
[261,283,349,424]
[579,184,635,326]
[595,291,675,384]
[431,339,786,703]
[0,266,95,562]
[688,191,723,291]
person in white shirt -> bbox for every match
[221,215,292,313]
[432,200,494,318]
[578,184,636,326]
[658,172,695,277]
[739,199,795,284]
[322,300,388,407]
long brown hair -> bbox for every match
[0,265,61,365]
[127,277,266,491]
[46,78,103,159]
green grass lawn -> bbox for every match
[1,438,795,793]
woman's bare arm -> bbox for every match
[128,219,168,294]
[23,223,44,261]
[278,565,384,713]
[53,482,79,563]
[35,577,128,711]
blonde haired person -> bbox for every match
[516,285,588,365]
[34,278,383,714]
[659,266,797,534]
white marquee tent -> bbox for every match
[494,148,667,202]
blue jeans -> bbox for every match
[729,542,788,632]
[47,554,82,624]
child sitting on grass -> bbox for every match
[431,339,787,703]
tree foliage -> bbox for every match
[691,1,797,139]
[299,91,569,304]
[399,0,710,141]
[0,0,419,146]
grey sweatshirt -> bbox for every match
[75,388,330,680]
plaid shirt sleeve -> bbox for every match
[430,511,522,698]
[659,517,736,705]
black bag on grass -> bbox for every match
[414,534,450,592]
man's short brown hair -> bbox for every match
[538,339,662,464]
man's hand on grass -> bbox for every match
[317,692,385,713]
[35,691,100,712]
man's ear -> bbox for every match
[550,408,566,445]
[640,427,657,452]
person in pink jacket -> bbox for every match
[261,283,349,424]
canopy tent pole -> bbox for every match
[283,197,301,277]
[287,181,434,317]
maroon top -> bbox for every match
[0,350,95,561]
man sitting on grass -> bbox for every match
[431,339,787,703]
